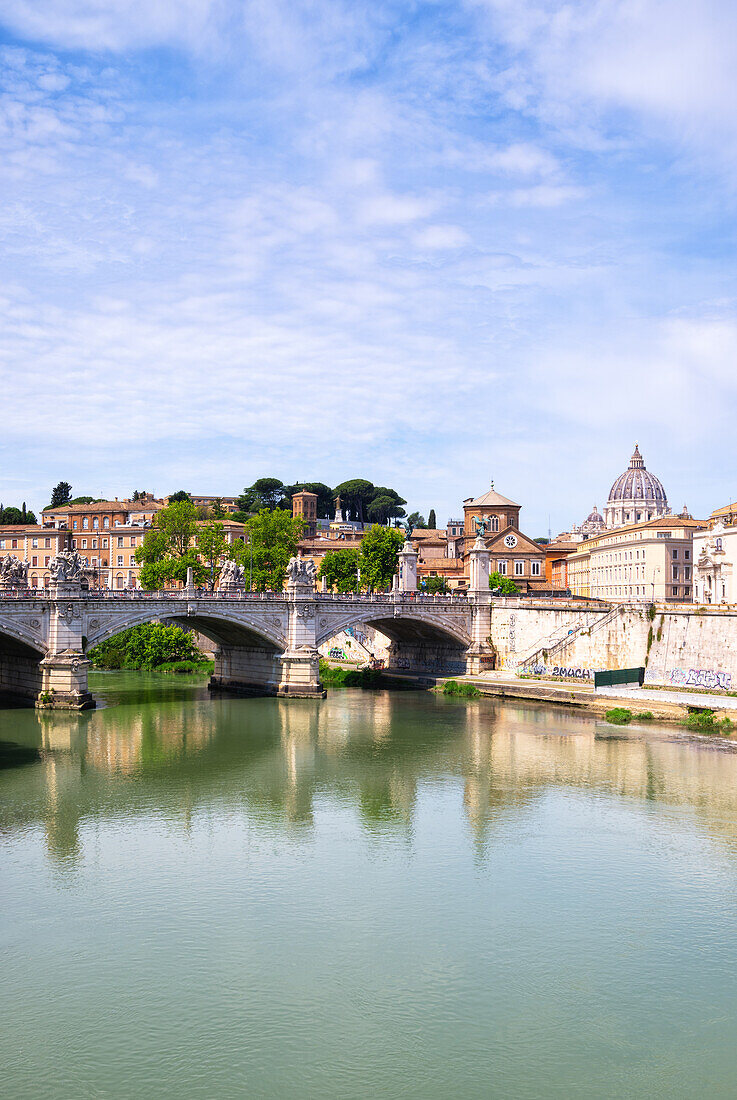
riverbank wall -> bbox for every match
[485,601,737,692]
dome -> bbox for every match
[604,444,669,528]
[586,505,604,524]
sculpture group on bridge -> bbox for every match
[286,554,317,586]
[0,554,29,589]
[49,549,85,585]
[219,559,246,590]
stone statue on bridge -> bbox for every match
[286,554,317,588]
[49,548,85,586]
[219,558,246,591]
[0,554,29,589]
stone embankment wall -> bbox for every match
[489,600,737,691]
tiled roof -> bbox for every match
[464,488,519,509]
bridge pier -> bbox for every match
[36,585,95,709]
[209,643,283,697]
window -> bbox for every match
[0,540,4,549]
[491,515,499,532]
[102,539,108,549]
[514,561,524,576]
[657,532,673,539]
[684,549,690,560]
[11,539,17,549]
[684,587,691,597]
[716,538,723,551]
[531,561,541,576]
[130,536,137,547]
[672,587,678,596]
[672,549,678,559]
[72,540,77,548]
[44,557,50,566]
[117,536,124,548]
[82,518,89,529]
[497,560,507,575]
[672,566,678,580]
[45,538,50,548]
[32,538,38,548]
[82,539,87,549]
[31,556,37,567]
[93,517,99,529]
[117,555,124,567]
[73,521,78,529]
[103,517,110,529]
[92,539,98,549]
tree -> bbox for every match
[70,496,96,505]
[197,521,228,590]
[1,507,23,525]
[333,479,375,524]
[358,525,404,590]
[367,488,407,526]
[135,500,204,589]
[421,575,448,594]
[428,509,437,529]
[50,481,72,508]
[534,537,550,545]
[406,511,427,529]
[318,548,359,593]
[88,623,202,670]
[212,497,225,518]
[489,571,519,596]
[237,478,285,513]
[168,490,191,503]
[235,509,304,590]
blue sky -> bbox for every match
[1,0,737,534]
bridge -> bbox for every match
[0,573,493,709]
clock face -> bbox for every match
[504,533,518,548]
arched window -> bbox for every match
[491,515,499,532]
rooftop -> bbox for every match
[464,485,519,510]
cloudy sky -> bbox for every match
[1,1,736,533]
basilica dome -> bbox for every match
[603,444,668,528]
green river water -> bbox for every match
[2,672,737,1098]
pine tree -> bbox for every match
[428,508,437,529]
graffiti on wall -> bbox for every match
[667,667,732,691]
[328,647,346,660]
[518,663,593,680]
[508,613,516,653]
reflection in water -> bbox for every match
[3,674,737,865]
[4,674,737,1099]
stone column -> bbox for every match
[278,580,326,698]
[397,540,418,592]
[466,535,495,675]
[38,583,95,709]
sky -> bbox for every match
[1,0,737,535]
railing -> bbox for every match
[0,586,472,606]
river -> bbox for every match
[2,673,737,1098]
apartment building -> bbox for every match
[567,516,704,602]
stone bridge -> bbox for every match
[0,584,491,708]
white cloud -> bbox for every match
[413,224,470,250]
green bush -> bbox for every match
[155,660,214,675]
[319,660,398,689]
[443,680,481,698]
[89,623,204,670]
[605,707,633,725]
[685,709,733,734]
[636,711,654,721]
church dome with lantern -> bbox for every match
[603,444,669,528]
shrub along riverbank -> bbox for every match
[89,623,211,674]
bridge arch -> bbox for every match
[0,619,47,702]
[84,607,288,654]
[315,607,472,650]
